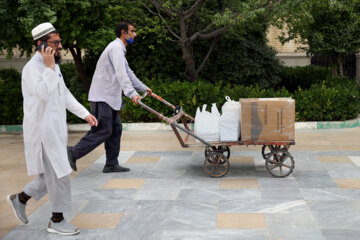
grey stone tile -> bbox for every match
[178,188,260,201]
[269,227,325,240]
[162,229,269,240]
[72,188,137,200]
[135,179,183,200]
[258,178,299,189]
[265,211,317,229]
[219,200,307,213]
[154,155,192,170]
[108,212,166,240]
[181,177,219,189]
[308,201,360,229]
[80,199,135,213]
[141,169,186,179]
[321,229,360,240]
[71,167,112,194]
[163,200,217,230]
[226,169,273,178]
[328,169,360,179]
[293,171,338,188]
[260,187,303,200]
[290,152,324,171]
[2,229,52,240]
[81,200,173,214]
[300,188,360,201]
[321,163,357,171]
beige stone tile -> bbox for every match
[230,156,254,164]
[0,229,11,239]
[336,146,360,151]
[0,214,22,230]
[334,179,360,189]
[71,213,123,229]
[217,213,266,229]
[126,156,160,164]
[219,178,258,189]
[318,156,351,163]
[103,179,145,189]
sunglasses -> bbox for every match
[47,39,63,47]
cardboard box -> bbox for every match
[240,98,295,141]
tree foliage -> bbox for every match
[142,0,280,82]
[273,0,360,77]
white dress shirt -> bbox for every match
[88,38,148,110]
[22,52,90,178]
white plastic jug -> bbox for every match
[194,104,220,142]
[220,96,241,141]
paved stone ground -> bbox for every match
[2,129,360,239]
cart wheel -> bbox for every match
[205,146,230,159]
[204,151,230,178]
[261,145,289,160]
[265,150,294,178]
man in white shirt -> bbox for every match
[6,22,98,236]
[67,20,152,173]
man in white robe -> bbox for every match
[6,22,98,236]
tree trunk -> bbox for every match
[337,54,343,77]
[181,42,198,82]
[69,47,90,91]
[329,55,337,77]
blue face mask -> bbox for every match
[125,32,134,45]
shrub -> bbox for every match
[0,68,23,124]
[294,80,360,121]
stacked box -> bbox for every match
[240,98,295,141]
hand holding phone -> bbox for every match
[37,42,48,51]
[38,42,55,69]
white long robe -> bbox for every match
[22,52,90,178]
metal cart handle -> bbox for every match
[136,92,212,147]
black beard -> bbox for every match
[54,54,61,64]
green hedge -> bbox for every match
[1,67,360,124]
[294,77,360,121]
[0,68,23,124]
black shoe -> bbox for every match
[103,165,130,173]
[67,146,77,172]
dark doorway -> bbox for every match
[311,54,356,79]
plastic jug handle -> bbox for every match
[202,104,207,112]
[225,96,231,102]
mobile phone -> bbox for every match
[37,42,48,51]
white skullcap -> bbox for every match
[31,22,56,40]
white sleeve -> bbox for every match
[64,86,90,119]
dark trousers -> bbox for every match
[73,102,122,167]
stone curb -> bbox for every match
[1,116,360,133]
